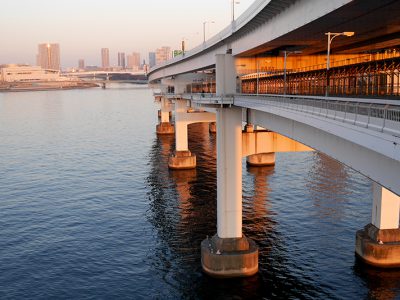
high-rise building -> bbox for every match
[149,52,156,68]
[127,52,141,70]
[78,59,85,70]
[37,43,60,70]
[101,48,110,69]
[118,52,126,69]
[155,47,172,65]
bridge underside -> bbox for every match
[236,100,400,196]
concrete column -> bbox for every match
[156,96,174,135]
[160,97,170,123]
[356,183,400,267]
[216,54,237,96]
[175,99,188,151]
[168,99,196,169]
[372,183,400,229]
[201,53,258,278]
[216,107,243,238]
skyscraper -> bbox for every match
[127,52,141,70]
[118,52,126,69]
[101,48,110,69]
[78,59,85,70]
[155,47,172,65]
[37,43,60,70]
[149,52,156,68]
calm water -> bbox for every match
[1,84,400,299]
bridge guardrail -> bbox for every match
[185,93,234,106]
[235,94,400,137]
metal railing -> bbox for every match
[235,94,400,136]
[154,91,400,136]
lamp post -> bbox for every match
[203,21,215,43]
[283,50,302,95]
[325,31,354,96]
[232,0,240,22]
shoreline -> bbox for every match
[0,81,99,92]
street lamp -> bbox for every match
[203,21,215,43]
[283,50,302,95]
[232,0,240,22]
[325,31,354,96]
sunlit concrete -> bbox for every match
[356,184,400,268]
[168,98,216,169]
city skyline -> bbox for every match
[0,0,253,68]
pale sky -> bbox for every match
[0,0,254,68]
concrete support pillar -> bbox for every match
[216,107,243,238]
[372,183,400,229]
[160,97,171,123]
[168,99,196,169]
[246,153,276,167]
[216,54,236,96]
[201,106,258,278]
[356,183,400,267]
[156,97,174,135]
[209,122,216,134]
[243,124,276,167]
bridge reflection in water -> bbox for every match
[145,122,398,298]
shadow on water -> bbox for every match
[145,123,327,299]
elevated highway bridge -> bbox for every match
[148,0,400,277]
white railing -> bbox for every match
[235,94,400,137]
[155,91,400,136]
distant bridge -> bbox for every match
[65,70,148,84]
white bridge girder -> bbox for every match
[241,103,400,196]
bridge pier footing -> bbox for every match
[201,105,258,278]
[356,183,400,267]
[168,150,196,170]
[209,122,216,134]
[156,122,174,135]
[156,97,174,135]
[246,153,276,166]
[168,99,196,169]
[201,234,258,278]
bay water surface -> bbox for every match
[1,84,399,299]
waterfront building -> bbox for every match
[101,48,110,69]
[37,43,60,71]
[0,65,65,82]
[118,52,126,69]
[155,47,172,65]
[78,59,85,70]
[127,52,140,70]
[149,52,156,68]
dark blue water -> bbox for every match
[1,84,399,299]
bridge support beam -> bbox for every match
[356,183,400,267]
[201,106,258,278]
[168,99,196,169]
[156,97,174,135]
